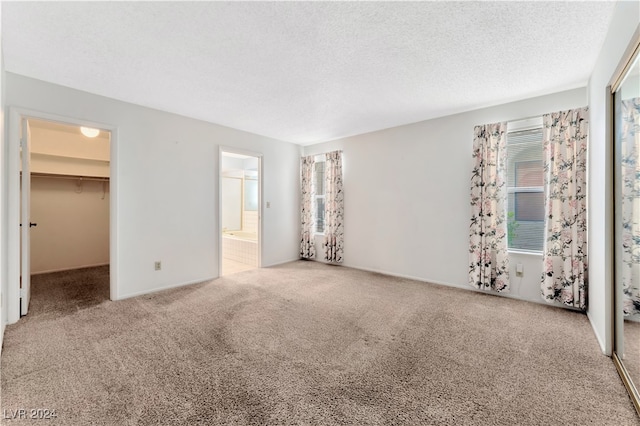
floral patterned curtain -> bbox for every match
[621,98,640,316]
[324,150,344,262]
[541,107,588,309]
[469,122,509,292]
[300,155,316,259]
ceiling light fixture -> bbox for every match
[80,127,100,138]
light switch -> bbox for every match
[266,201,271,208]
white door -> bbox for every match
[20,118,32,315]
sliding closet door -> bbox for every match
[613,47,640,414]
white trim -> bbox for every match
[0,323,4,355]
[507,186,544,193]
[219,145,264,161]
[508,249,543,256]
[117,276,215,300]
[346,262,581,310]
[31,263,110,276]
[347,263,465,290]
[7,107,118,322]
[313,158,326,234]
[507,117,543,133]
[587,310,610,355]
[7,109,20,323]
[263,258,301,268]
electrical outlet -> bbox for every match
[154,261,162,271]
[516,263,523,277]
[266,201,271,208]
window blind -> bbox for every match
[507,128,544,252]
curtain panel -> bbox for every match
[621,98,640,316]
[541,107,589,310]
[469,122,510,292]
[300,155,316,259]
[324,150,344,263]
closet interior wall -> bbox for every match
[27,120,110,274]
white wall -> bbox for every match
[304,88,587,306]
[4,72,300,308]
[0,6,6,350]
[588,1,639,355]
[30,177,110,274]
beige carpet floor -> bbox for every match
[1,261,639,425]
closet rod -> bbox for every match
[27,172,110,182]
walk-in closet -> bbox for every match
[25,119,111,311]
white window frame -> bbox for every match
[506,118,544,254]
[314,155,326,235]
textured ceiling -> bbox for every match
[2,2,616,145]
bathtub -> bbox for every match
[222,230,258,266]
[223,230,257,241]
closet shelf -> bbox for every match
[30,152,110,163]
[25,172,110,182]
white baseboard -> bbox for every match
[345,263,464,290]
[343,263,583,312]
[31,262,110,276]
[0,321,4,355]
[116,276,216,301]
[263,258,301,268]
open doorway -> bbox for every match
[220,150,261,276]
[20,118,111,316]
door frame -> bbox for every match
[7,107,119,323]
[20,116,32,315]
[218,146,263,277]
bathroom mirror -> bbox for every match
[613,40,640,414]
[221,177,242,231]
[244,178,258,211]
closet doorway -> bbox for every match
[219,149,262,276]
[15,116,112,318]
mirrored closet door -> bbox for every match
[613,41,640,415]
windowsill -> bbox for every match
[508,249,543,257]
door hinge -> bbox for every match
[20,288,26,298]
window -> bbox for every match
[507,125,544,252]
[314,160,325,234]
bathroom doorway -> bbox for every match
[220,149,262,276]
